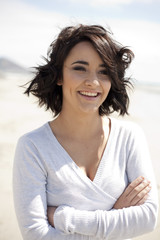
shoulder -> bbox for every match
[14,124,50,176]
[17,122,51,149]
[110,117,146,146]
[111,117,143,135]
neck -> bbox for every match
[53,110,105,141]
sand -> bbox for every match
[0,73,159,239]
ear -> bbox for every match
[57,78,63,86]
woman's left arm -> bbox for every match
[49,125,159,239]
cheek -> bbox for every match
[104,80,111,93]
[108,80,111,88]
[62,74,77,96]
[69,72,86,82]
[63,73,84,90]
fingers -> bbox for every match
[47,206,57,227]
[132,184,151,206]
[136,193,149,205]
[125,176,145,196]
[113,176,152,209]
[125,177,151,206]
[127,179,150,199]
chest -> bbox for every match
[56,137,107,181]
[45,143,128,210]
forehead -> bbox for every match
[65,41,103,63]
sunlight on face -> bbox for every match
[60,41,111,115]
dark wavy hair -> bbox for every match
[24,24,134,116]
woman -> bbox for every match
[13,24,158,240]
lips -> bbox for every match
[79,91,99,97]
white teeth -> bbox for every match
[80,91,98,97]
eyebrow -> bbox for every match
[71,60,89,65]
[71,60,106,68]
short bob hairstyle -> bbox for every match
[25,24,134,116]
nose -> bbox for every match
[84,72,99,87]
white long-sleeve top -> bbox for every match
[13,117,158,240]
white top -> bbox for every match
[13,117,158,240]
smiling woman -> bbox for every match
[24,24,134,116]
[13,24,158,240]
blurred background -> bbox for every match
[0,0,160,239]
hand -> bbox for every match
[47,206,57,227]
[113,176,151,209]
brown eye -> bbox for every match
[99,69,108,75]
[73,66,86,71]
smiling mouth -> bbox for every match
[79,91,99,97]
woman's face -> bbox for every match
[59,41,111,115]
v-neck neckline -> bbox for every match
[46,117,114,184]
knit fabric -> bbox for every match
[13,117,158,240]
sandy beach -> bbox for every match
[0,73,159,240]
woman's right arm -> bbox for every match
[13,136,65,240]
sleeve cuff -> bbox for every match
[54,205,97,236]
[54,205,75,234]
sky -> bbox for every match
[0,0,160,83]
